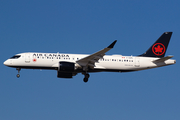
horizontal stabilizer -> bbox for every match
[152,56,173,63]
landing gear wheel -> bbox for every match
[83,78,88,82]
[83,73,90,83]
[16,74,20,78]
[85,74,90,78]
[16,68,21,78]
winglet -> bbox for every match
[107,40,117,48]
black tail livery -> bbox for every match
[140,32,173,57]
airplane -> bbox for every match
[3,32,176,82]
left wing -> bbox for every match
[76,40,117,70]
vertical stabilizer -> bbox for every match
[140,32,172,57]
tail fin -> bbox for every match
[140,32,173,57]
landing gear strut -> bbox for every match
[16,68,21,78]
[83,73,90,83]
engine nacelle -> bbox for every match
[58,61,75,72]
[57,62,75,78]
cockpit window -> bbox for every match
[10,55,21,59]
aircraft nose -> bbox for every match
[3,60,9,66]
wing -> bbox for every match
[76,40,117,70]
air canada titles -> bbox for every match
[33,53,70,59]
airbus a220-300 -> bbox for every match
[4,32,176,82]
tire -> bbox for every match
[83,78,88,82]
[16,74,20,78]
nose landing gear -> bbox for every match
[16,68,21,78]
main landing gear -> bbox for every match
[16,68,21,78]
[83,73,90,83]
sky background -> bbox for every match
[0,0,180,120]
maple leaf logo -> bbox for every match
[33,59,37,62]
[152,43,165,56]
[155,45,163,53]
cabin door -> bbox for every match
[25,53,30,63]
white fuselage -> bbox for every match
[3,32,176,82]
[4,52,176,73]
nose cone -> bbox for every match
[3,60,9,66]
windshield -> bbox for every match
[10,55,21,59]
